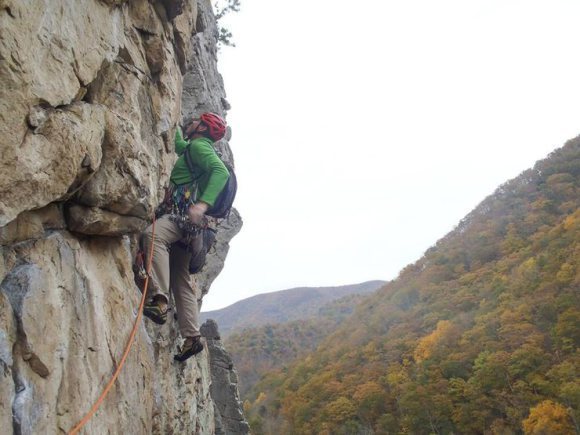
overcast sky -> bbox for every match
[201,0,580,311]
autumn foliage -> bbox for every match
[225,294,368,397]
[243,139,580,434]
[523,400,575,434]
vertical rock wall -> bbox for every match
[0,0,243,433]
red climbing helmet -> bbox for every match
[199,112,227,141]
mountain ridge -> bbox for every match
[200,280,386,337]
[224,292,373,397]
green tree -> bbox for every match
[553,308,580,353]
[214,0,241,47]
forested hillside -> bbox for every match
[225,294,373,397]
[244,139,580,434]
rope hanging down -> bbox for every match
[68,216,156,435]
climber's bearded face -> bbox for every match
[184,119,203,139]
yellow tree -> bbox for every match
[522,400,575,434]
[414,320,456,362]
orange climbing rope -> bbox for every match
[68,216,156,435]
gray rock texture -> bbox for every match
[201,320,250,435]
[0,0,245,433]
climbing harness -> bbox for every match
[68,216,156,435]
[157,182,198,219]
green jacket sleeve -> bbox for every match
[175,127,189,155]
[187,138,230,207]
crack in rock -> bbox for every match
[1,265,51,379]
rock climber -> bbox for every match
[141,112,229,362]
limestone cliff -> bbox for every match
[0,1,244,433]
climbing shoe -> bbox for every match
[174,336,203,362]
[143,299,168,325]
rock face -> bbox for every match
[0,1,244,434]
[201,320,250,435]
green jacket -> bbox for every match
[169,128,229,207]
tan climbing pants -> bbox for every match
[141,215,201,338]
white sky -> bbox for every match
[202,0,580,311]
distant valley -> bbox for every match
[200,280,386,338]
[238,139,580,434]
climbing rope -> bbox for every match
[68,216,156,435]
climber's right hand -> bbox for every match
[187,202,209,226]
